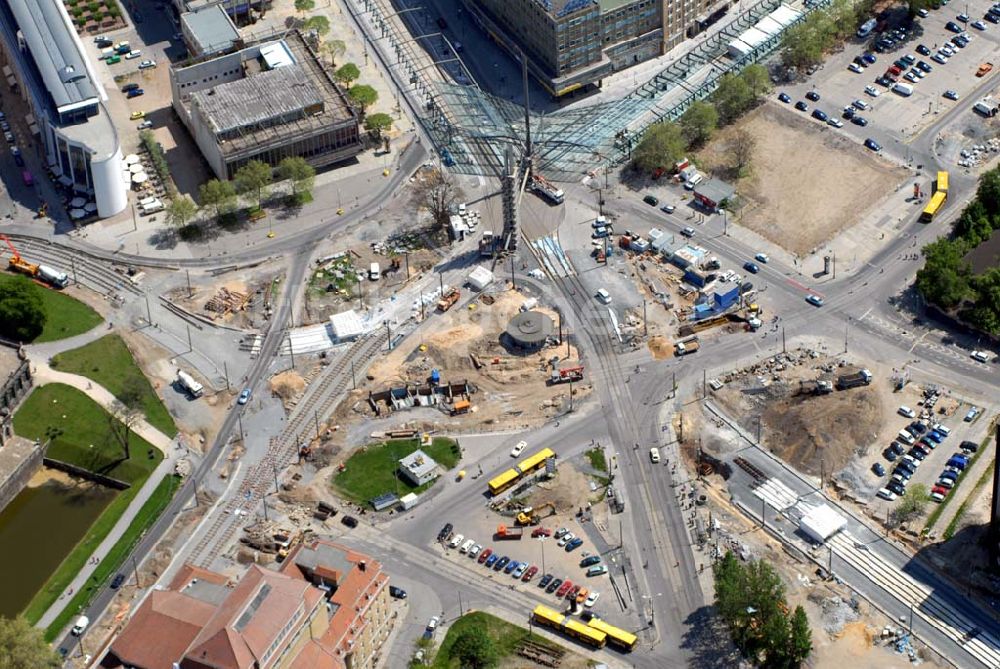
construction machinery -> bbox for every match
[678,312,746,337]
[3,235,38,277]
[437,288,461,312]
[516,502,556,526]
[529,174,565,204]
[495,524,524,540]
[548,366,584,385]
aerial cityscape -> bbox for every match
[0,0,997,666]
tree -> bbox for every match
[730,128,757,175]
[680,101,718,147]
[199,179,237,223]
[740,63,771,99]
[363,112,393,139]
[781,21,826,70]
[347,84,378,113]
[234,160,273,209]
[787,605,813,666]
[0,276,45,342]
[322,39,347,66]
[966,267,1000,334]
[277,156,316,202]
[713,73,753,124]
[109,373,146,461]
[334,62,361,88]
[411,167,463,229]
[915,238,971,309]
[892,482,930,525]
[632,122,686,172]
[449,627,498,669]
[304,14,330,35]
[293,0,314,12]
[0,616,61,668]
[166,195,197,229]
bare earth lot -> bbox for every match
[699,106,906,256]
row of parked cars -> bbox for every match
[776,90,883,153]
[437,523,602,606]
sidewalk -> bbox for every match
[35,448,181,629]
[26,358,175,453]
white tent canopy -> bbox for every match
[799,504,847,543]
[329,309,365,340]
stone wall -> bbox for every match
[0,437,43,514]
[0,341,32,449]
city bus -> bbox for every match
[920,190,947,223]
[487,447,556,495]
[532,605,606,649]
[935,170,949,195]
[586,617,638,652]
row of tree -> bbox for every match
[632,64,771,174]
[713,552,813,668]
[166,157,316,229]
[781,0,875,70]
[915,166,1000,334]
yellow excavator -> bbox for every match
[515,502,556,526]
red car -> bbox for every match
[522,565,538,582]
[477,548,492,564]
[931,485,949,496]
[531,527,552,538]
[567,585,581,601]
[556,580,573,598]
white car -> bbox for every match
[584,591,601,607]
[680,226,696,237]
[827,118,844,128]
[137,120,153,130]
[649,447,660,463]
[933,423,951,436]
[138,59,156,69]
[125,50,141,60]
[754,253,769,263]
[864,85,881,97]
[595,288,611,304]
[848,62,863,73]
[876,488,898,501]
[511,440,527,457]
[427,616,440,630]
[554,527,569,539]
[447,533,464,549]
[468,543,482,557]
[971,350,990,363]
[898,406,916,418]
[459,539,475,553]
[558,532,575,547]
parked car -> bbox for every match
[585,591,601,607]
[960,440,979,452]
[556,580,574,598]
[806,90,821,101]
[811,109,829,122]
[558,532,576,547]
[898,406,916,418]
[642,194,659,206]
[341,515,358,528]
[877,488,898,501]
[427,616,439,631]
[565,537,584,552]
[538,573,553,588]
[494,556,510,571]
[126,88,144,98]
[680,226,696,238]
[137,120,153,130]
[586,565,608,577]
[848,62,864,73]
[531,527,552,538]
[389,585,407,599]
[778,92,791,103]
[523,565,538,581]
[916,44,931,56]
[71,616,89,636]
[547,578,563,593]
[513,562,528,578]
[438,523,453,541]
[852,116,869,127]
[485,554,499,568]
[554,527,569,539]
[138,59,157,69]
[795,101,809,112]
[478,548,493,563]
[864,85,881,97]
[946,20,962,32]
[872,462,886,476]
[887,480,906,496]
[580,555,602,568]
[448,533,465,549]
[503,558,519,574]
[110,573,126,589]
[883,447,899,461]
[828,118,844,128]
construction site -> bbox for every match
[163,270,281,331]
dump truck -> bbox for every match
[835,369,872,390]
[437,288,461,312]
[177,369,204,398]
[675,339,700,355]
[495,524,524,540]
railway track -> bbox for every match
[6,235,144,299]
[187,331,389,566]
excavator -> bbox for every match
[2,235,38,277]
[515,502,556,526]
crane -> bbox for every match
[1,235,38,277]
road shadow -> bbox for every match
[680,605,742,668]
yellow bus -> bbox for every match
[586,617,638,652]
[487,447,557,495]
[920,190,947,222]
[532,605,607,649]
[935,170,949,194]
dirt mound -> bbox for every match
[270,370,306,407]
[648,335,673,360]
[762,386,882,476]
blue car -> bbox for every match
[494,556,509,571]
[883,447,899,462]
[946,458,967,471]
[940,470,959,481]
[504,559,519,574]
[872,463,886,476]
[565,537,584,552]
[927,430,944,443]
[743,262,760,274]
[484,554,499,568]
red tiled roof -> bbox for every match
[110,590,217,669]
[288,640,342,669]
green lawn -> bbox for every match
[431,611,563,669]
[43,474,181,641]
[333,437,460,504]
[51,334,177,437]
[0,273,102,342]
[585,447,607,472]
[14,384,164,625]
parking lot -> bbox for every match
[777,0,1000,162]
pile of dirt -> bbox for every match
[762,386,882,476]
[270,370,307,407]
[648,335,673,360]
[526,466,597,515]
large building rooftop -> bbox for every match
[181,4,240,56]
[192,64,323,137]
[7,0,100,111]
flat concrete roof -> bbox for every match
[181,5,240,54]
[7,0,99,110]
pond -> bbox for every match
[0,468,117,617]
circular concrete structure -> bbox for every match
[505,311,554,348]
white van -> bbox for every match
[897,429,916,445]
[892,82,914,97]
[72,615,89,635]
[369,262,380,281]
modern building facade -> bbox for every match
[0,0,127,217]
[170,30,362,180]
[105,540,393,669]
[462,0,730,96]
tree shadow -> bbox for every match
[680,605,743,669]
[147,227,178,251]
